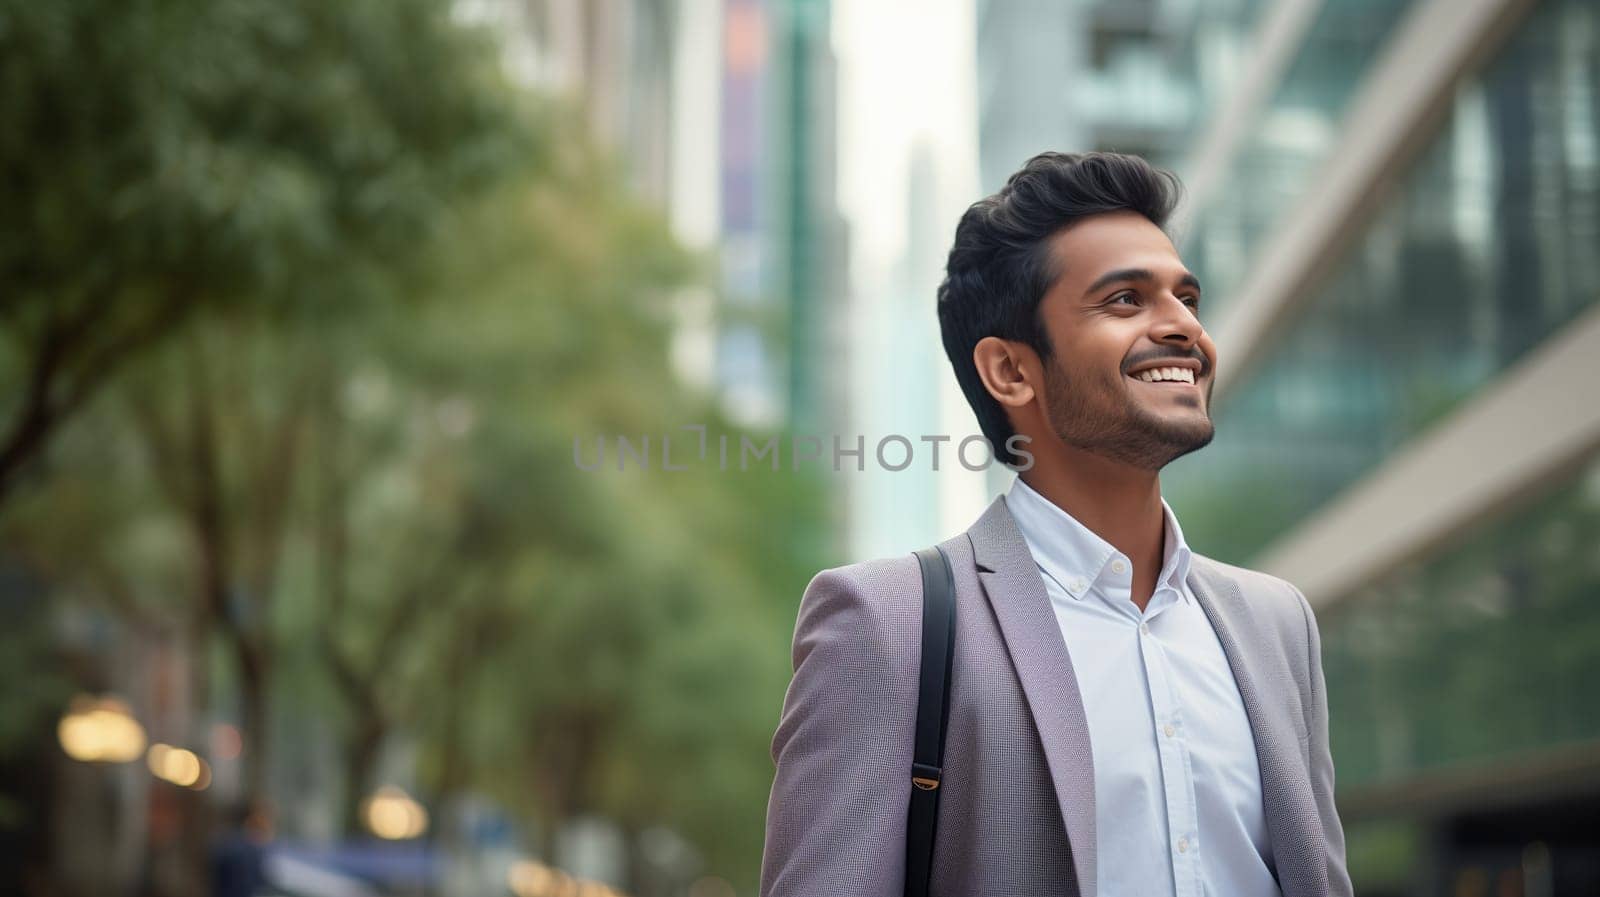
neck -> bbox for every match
[1019,441,1167,579]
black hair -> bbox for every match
[936,151,1182,465]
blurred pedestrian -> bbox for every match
[212,801,273,897]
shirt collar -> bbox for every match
[1006,476,1194,604]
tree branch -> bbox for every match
[0,286,197,504]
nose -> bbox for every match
[1150,293,1204,349]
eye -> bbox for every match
[1183,296,1202,309]
[1109,291,1138,306]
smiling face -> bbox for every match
[1031,210,1218,470]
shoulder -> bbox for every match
[803,552,923,605]
[789,553,926,670]
[800,533,976,617]
[1190,551,1319,647]
[1190,552,1303,601]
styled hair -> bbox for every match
[936,151,1182,465]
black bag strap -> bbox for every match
[906,546,955,897]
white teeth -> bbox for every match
[1135,367,1196,384]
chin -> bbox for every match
[1168,422,1216,454]
[1145,418,1215,459]
[1134,406,1211,438]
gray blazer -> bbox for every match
[760,495,1353,897]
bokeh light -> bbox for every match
[361,785,428,840]
[56,695,146,763]
[210,722,242,760]
[146,743,209,789]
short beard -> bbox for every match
[1042,357,1215,470]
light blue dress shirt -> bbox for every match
[1006,477,1282,897]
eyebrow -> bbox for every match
[1082,267,1203,299]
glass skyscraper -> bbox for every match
[978,0,1600,893]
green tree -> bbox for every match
[8,139,833,895]
[2,3,839,893]
[0,0,523,503]
[343,153,832,886]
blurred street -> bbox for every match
[2,0,1598,895]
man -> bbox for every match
[759,152,1353,897]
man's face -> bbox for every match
[1031,210,1217,470]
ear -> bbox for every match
[973,336,1038,410]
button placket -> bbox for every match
[1141,627,1203,897]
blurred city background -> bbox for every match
[1,0,1596,895]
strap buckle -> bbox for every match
[911,762,942,791]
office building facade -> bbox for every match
[978,0,1600,893]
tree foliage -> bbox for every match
[0,0,525,501]
[0,3,834,893]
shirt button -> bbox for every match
[1072,577,1088,593]
[1163,724,1176,737]
[1111,560,1126,575]
[1139,623,1150,635]
[1177,838,1189,853]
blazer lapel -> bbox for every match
[967,496,1098,897]
[1187,558,1326,897]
